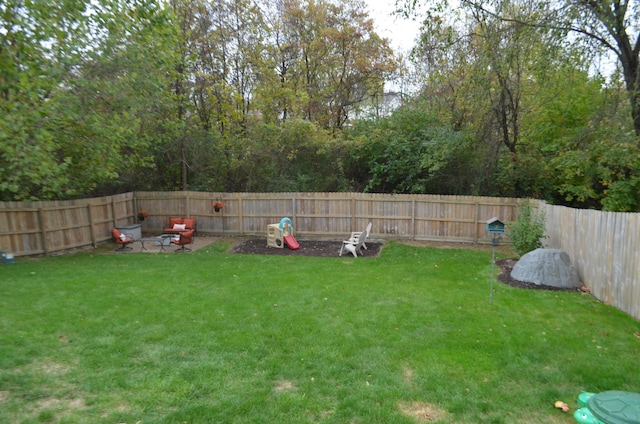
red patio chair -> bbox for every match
[111,228,134,251]
[172,229,194,253]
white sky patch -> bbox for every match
[364,0,422,53]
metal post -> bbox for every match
[489,235,502,303]
[490,238,496,304]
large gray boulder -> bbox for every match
[510,248,581,289]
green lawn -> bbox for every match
[1,240,639,423]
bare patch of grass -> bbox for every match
[32,359,71,376]
[403,367,414,384]
[274,380,296,392]
[398,400,449,422]
[37,397,87,411]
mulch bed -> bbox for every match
[230,238,383,257]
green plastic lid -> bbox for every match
[588,391,640,424]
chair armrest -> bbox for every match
[348,232,363,243]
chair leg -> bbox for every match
[174,244,192,253]
[115,243,132,251]
[344,244,358,258]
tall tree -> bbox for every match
[58,0,178,194]
[462,0,640,207]
[410,0,561,196]
[322,0,397,130]
[562,0,640,141]
[403,0,640,209]
[0,0,90,200]
[258,0,398,130]
[0,0,177,200]
[459,0,640,142]
[257,0,320,123]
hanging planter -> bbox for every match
[213,201,224,212]
[137,210,149,221]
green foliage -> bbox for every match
[253,0,397,130]
[55,0,178,194]
[3,0,640,210]
[218,119,346,192]
[0,103,73,200]
[0,0,89,200]
[0,0,177,200]
[404,0,640,210]
[594,134,640,211]
[601,178,640,212]
[508,200,546,257]
[517,63,640,210]
[348,106,476,194]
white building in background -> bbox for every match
[352,90,405,122]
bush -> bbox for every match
[508,200,546,257]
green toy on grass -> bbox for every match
[574,391,640,424]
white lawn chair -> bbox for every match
[339,222,372,257]
[346,222,372,250]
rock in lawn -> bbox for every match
[511,248,581,289]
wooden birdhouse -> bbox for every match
[485,217,505,234]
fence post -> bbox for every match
[351,194,356,228]
[88,203,97,248]
[237,194,244,235]
[411,198,416,241]
[292,193,297,234]
[38,207,49,256]
[133,192,139,222]
[474,201,480,243]
[111,198,118,228]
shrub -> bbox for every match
[508,200,546,257]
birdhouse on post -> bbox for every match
[485,217,505,235]
[1,250,15,264]
[486,218,505,304]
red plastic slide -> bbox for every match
[283,234,300,250]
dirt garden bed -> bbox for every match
[230,238,383,257]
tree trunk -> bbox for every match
[581,0,640,142]
[620,54,640,140]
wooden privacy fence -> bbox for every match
[542,203,640,321]
[0,191,518,257]
[0,193,135,257]
[136,192,518,243]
